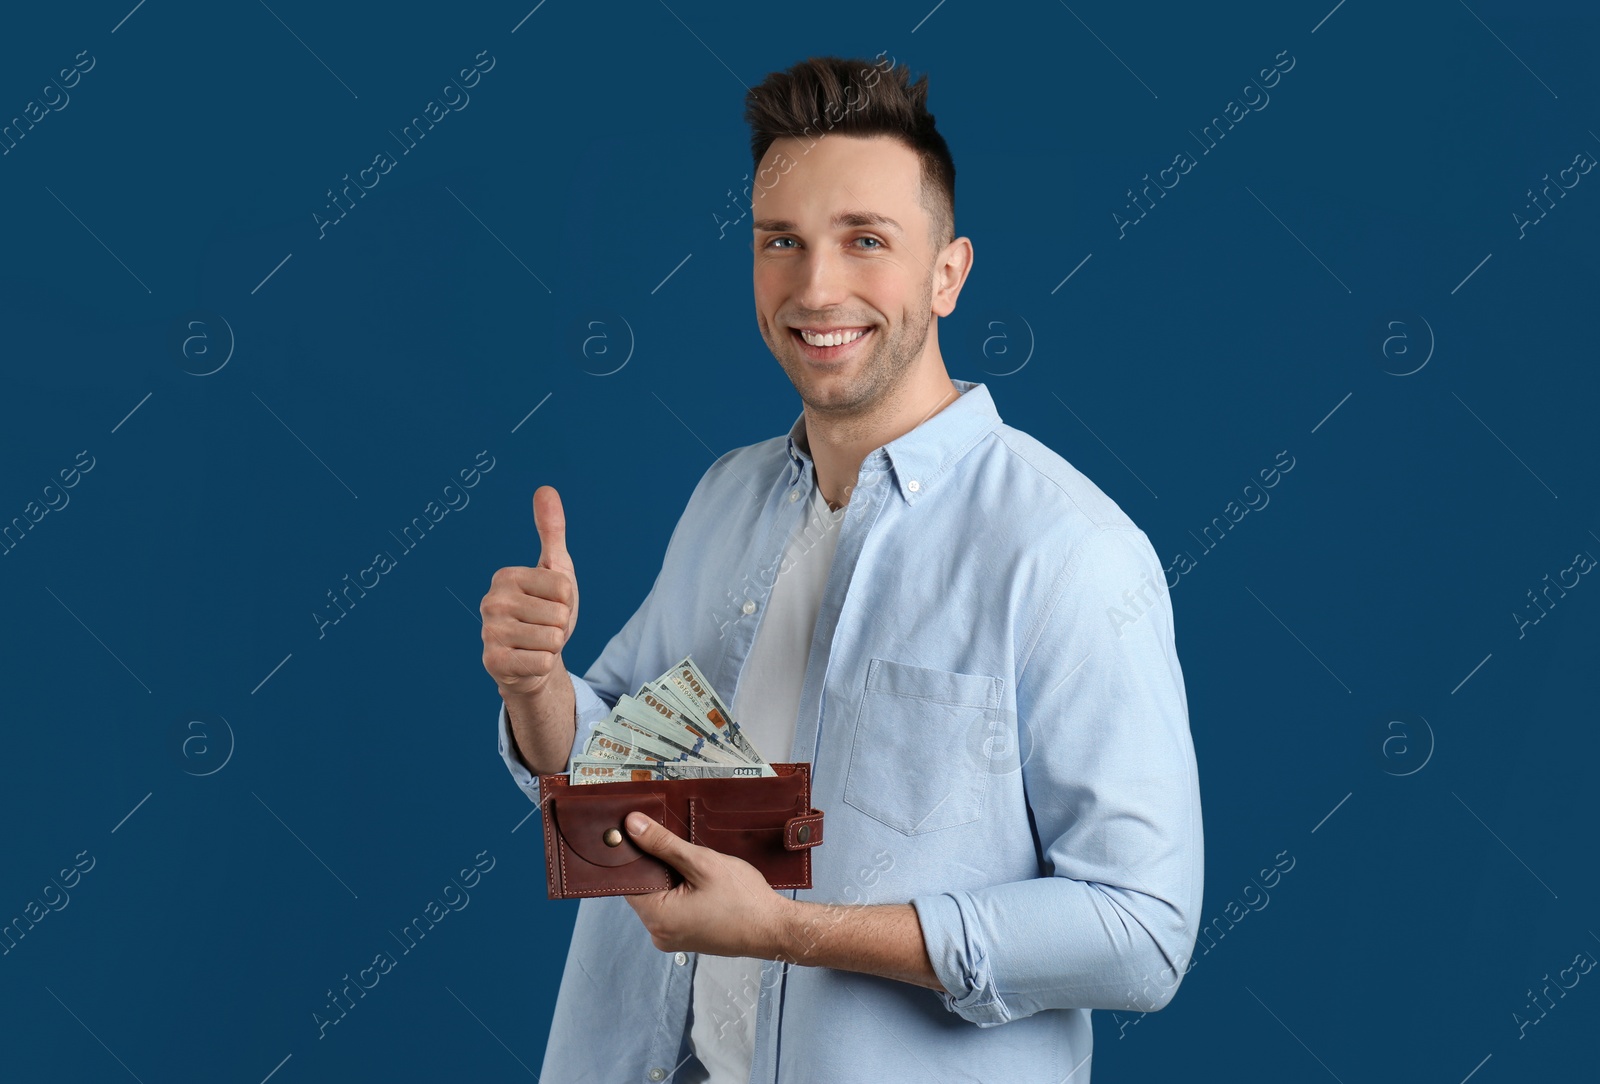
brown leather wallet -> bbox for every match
[537,763,825,899]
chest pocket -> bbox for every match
[842,658,1004,835]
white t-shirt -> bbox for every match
[689,484,845,1083]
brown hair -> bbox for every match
[743,55,956,250]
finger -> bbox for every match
[487,592,570,632]
[622,888,665,920]
[519,566,576,607]
[626,812,707,881]
[532,486,571,571]
[493,566,575,606]
[482,620,565,654]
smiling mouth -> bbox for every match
[791,326,873,360]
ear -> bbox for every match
[932,236,974,318]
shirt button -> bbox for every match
[674,951,687,965]
[648,1069,667,1082]
[742,599,756,615]
[789,489,800,502]
[907,479,921,492]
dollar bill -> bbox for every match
[583,730,654,764]
[586,717,696,764]
[636,680,740,755]
[569,756,768,785]
[662,655,772,770]
[571,656,777,782]
[612,694,743,766]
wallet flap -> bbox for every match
[783,810,824,850]
[550,791,666,868]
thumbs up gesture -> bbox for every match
[481,485,580,697]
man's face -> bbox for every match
[752,134,949,419]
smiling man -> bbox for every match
[481,55,1203,1082]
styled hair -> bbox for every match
[743,55,956,249]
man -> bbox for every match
[480,55,1203,1082]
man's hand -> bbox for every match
[621,812,945,991]
[621,811,797,959]
[481,485,579,696]
[481,485,580,775]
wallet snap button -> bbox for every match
[797,824,811,843]
[602,827,624,847]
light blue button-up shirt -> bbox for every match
[497,379,1203,1083]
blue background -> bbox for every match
[2,0,1597,1080]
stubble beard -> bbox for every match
[769,277,934,424]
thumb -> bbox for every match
[626,811,705,880]
[532,485,571,570]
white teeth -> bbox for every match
[799,328,867,347]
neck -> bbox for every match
[802,363,960,510]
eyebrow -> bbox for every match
[752,211,905,237]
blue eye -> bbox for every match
[761,236,884,249]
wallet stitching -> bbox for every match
[545,767,815,895]
[552,796,671,896]
[693,797,810,889]
[540,790,561,895]
[784,811,824,849]
[557,823,671,895]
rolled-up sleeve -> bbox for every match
[912,526,1204,1025]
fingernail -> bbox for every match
[626,812,649,834]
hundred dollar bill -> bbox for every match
[569,757,767,785]
[583,730,659,764]
[586,718,700,765]
[663,655,772,770]
[635,681,746,758]
[612,694,745,766]
[638,678,746,758]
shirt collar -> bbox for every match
[783,379,1003,505]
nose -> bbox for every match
[792,245,852,315]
